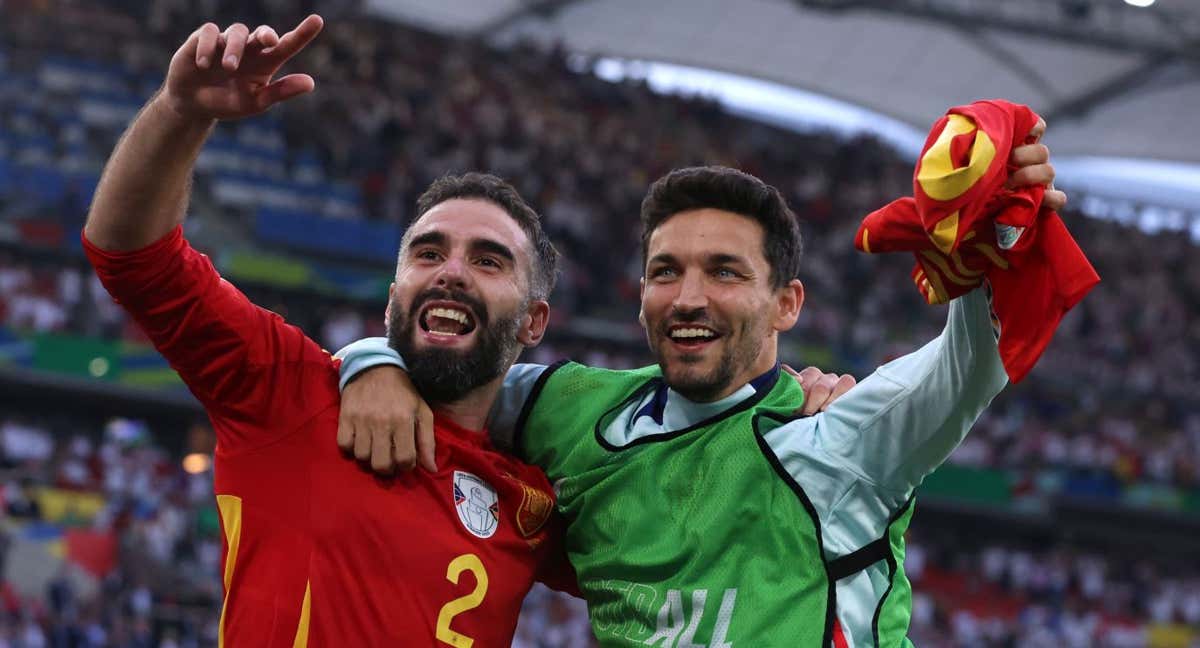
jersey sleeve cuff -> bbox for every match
[336,337,407,391]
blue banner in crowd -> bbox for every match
[255,207,401,264]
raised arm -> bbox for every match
[84,18,328,449]
[811,287,1006,493]
[815,118,1064,492]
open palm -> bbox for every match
[163,15,324,121]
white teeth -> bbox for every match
[427,307,470,324]
[671,328,715,339]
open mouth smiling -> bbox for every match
[419,301,478,337]
[667,324,721,350]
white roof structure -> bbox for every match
[366,0,1200,208]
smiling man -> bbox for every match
[80,15,583,646]
[339,157,1067,645]
[79,11,866,645]
[639,206,800,403]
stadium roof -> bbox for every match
[366,0,1200,166]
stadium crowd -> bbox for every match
[0,413,222,647]
[0,0,1197,645]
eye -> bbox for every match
[415,249,442,261]
[714,267,740,279]
[649,267,677,280]
[476,256,502,269]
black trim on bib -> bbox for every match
[595,372,782,452]
[871,549,900,648]
[828,537,890,582]
[752,411,838,648]
[512,359,570,460]
[872,495,914,647]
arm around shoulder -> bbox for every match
[336,337,406,390]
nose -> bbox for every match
[672,269,708,313]
[434,254,470,291]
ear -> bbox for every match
[637,276,647,329]
[384,282,397,328]
[771,278,804,332]
[517,299,551,347]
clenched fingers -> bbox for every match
[799,369,856,415]
[1010,143,1048,168]
[1044,187,1067,212]
[823,374,857,411]
[391,422,417,473]
[801,368,839,416]
[416,403,437,472]
[786,366,828,416]
[1007,162,1055,190]
[352,420,372,462]
[337,409,356,452]
[371,425,394,474]
[1027,116,1046,143]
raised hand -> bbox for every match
[162,15,324,122]
[1007,117,1067,212]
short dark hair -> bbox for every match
[407,173,559,301]
[639,166,803,289]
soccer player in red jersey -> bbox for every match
[83,15,574,646]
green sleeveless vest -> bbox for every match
[517,362,867,647]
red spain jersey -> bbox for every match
[85,227,574,647]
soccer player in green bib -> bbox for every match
[338,160,1063,646]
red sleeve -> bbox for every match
[536,513,583,597]
[83,226,338,452]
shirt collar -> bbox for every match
[636,364,781,430]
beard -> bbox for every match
[649,313,764,402]
[388,288,523,405]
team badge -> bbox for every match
[995,223,1025,250]
[514,481,554,538]
[453,471,499,538]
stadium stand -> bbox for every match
[0,0,1197,646]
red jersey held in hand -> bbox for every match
[85,227,573,647]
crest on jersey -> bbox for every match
[995,223,1026,250]
[514,481,554,538]
[453,471,499,539]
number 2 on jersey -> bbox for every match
[436,553,489,647]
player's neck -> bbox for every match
[691,346,780,402]
[430,374,505,434]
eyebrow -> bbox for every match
[469,238,515,264]
[409,230,516,265]
[708,253,750,267]
[646,252,751,267]
[646,253,679,267]
[408,231,447,250]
